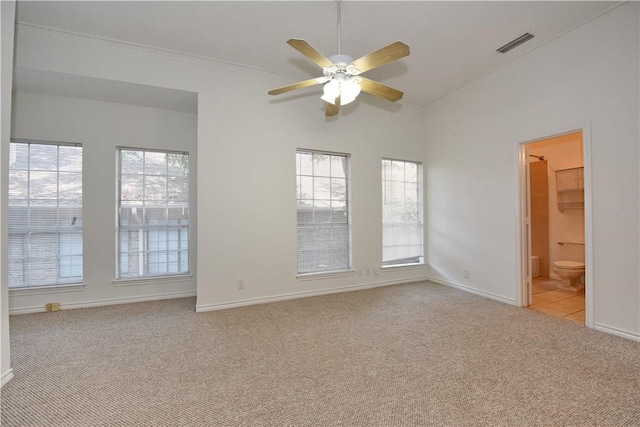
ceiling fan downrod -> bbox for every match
[336,0,342,55]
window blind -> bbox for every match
[297,150,351,274]
[382,159,423,266]
[8,141,83,288]
[117,149,189,278]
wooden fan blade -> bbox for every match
[325,96,340,117]
[287,39,334,69]
[351,41,410,73]
[268,77,326,96]
[359,77,404,102]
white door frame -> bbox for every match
[516,123,594,329]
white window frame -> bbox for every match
[382,158,424,268]
[7,139,84,289]
[296,149,352,276]
[116,147,190,280]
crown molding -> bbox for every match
[15,22,298,82]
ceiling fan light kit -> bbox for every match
[268,1,409,117]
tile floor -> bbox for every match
[529,277,585,324]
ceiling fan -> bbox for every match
[268,1,410,117]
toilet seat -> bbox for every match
[553,260,585,270]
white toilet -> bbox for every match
[552,260,585,291]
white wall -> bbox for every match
[8,91,198,313]
[1,0,16,386]
[424,3,639,340]
[196,75,427,311]
[8,21,427,316]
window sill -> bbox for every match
[113,274,193,287]
[296,269,356,281]
[381,262,425,270]
[9,283,86,296]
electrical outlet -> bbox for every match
[464,269,470,279]
[374,268,380,276]
[357,269,362,277]
[45,303,60,312]
[366,268,371,276]
[237,279,244,290]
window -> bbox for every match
[297,150,350,274]
[117,149,189,279]
[8,141,83,288]
[382,159,423,267]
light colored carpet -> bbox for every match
[2,281,639,426]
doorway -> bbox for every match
[519,128,593,327]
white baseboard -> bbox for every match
[9,290,197,315]
[429,277,640,342]
[426,276,516,305]
[196,277,429,312]
[593,323,640,342]
[1,368,14,387]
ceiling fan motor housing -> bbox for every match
[328,54,353,67]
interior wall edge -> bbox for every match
[0,0,17,388]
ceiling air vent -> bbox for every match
[496,32,535,54]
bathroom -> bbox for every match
[527,131,586,323]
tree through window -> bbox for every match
[117,148,190,278]
[382,159,424,266]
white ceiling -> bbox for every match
[14,1,621,108]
